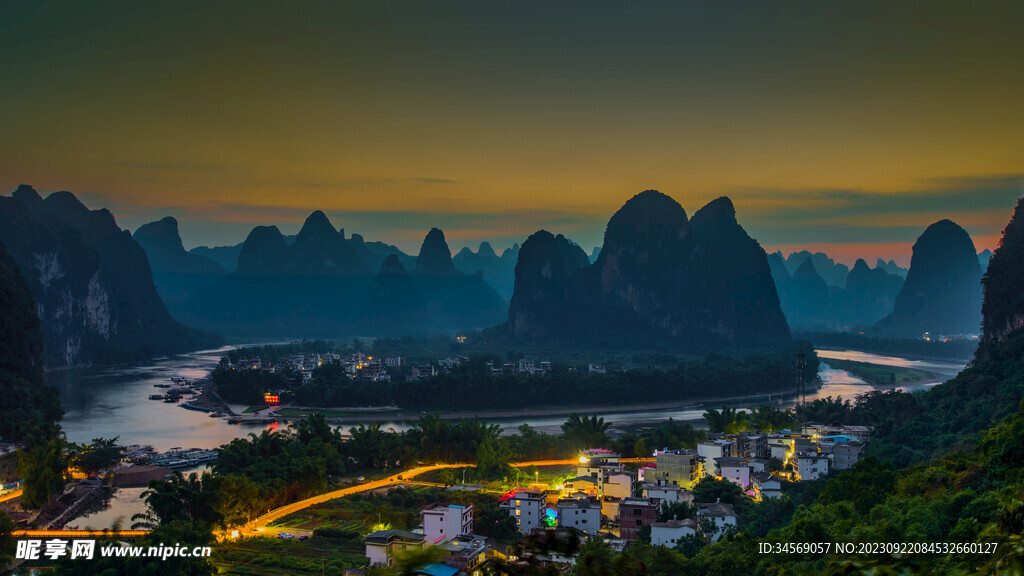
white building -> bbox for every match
[696,440,736,473]
[714,457,751,489]
[696,502,738,542]
[557,497,602,535]
[365,530,426,567]
[501,490,547,534]
[422,503,473,544]
[793,453,830,481]
[650,518,699,548]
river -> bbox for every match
[51,345,965,529]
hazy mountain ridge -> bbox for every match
[133,217,227,313]
[452,241,519,300]
[0,186,221,367]
[178,215,506,337]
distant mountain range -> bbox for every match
[497,191,791,349]
[0,186,221,367]
[0,183,1002,366]
[167,212,506,337]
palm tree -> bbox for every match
[561,414,612,451]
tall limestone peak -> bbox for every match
[602,189,688,250]
[505,230,588,340]
[296,210,338,241]
[979,197,1024,355]
[414,228,458,275]
[874,219,982,337]
[134,217,186,259]
[134,216,226,278]
[690,196,790,342]
[689,196,737,229]
[502,190,792,349]
[238,225,289,273]
[289,211,369,274]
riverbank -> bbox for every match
[257,382,818,427]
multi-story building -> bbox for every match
[501,490,547,534]
[365,530,426,567]
[793,453,830,481]
[618,497,660,540]
[734,432,768,459]
[422,503,473,544]
[696,439,737,469]
[652,450,703,488]
[556,497,602,535]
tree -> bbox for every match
[17,429,68,509]
[561,414,612,452]
[70,437,124,476]
[0,511,14,571]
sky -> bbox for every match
[2,1,1022,265]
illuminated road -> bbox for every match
[12,457,655,540]
[0,489,22,504]
[244,459,584,536]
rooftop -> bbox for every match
[696,502,737,518]
[651,518,698,530]
[365,529,425,545]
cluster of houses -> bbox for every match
[355,423,870,574]
[230,352,402,384]
[499,450,741,549]
[654,422,870,499]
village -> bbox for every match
[349,421,870,575]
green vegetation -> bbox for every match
[69,436,125,476]
[822,357,935,386]
[17,428,69,509]
[799,330,977,360]
[0,510,14,571]
[213,341,819,410]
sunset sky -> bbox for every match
[3,1,1022,265]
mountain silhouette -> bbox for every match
[0,186,221,366]
[873,219,982,338]
[501,190,790,349]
